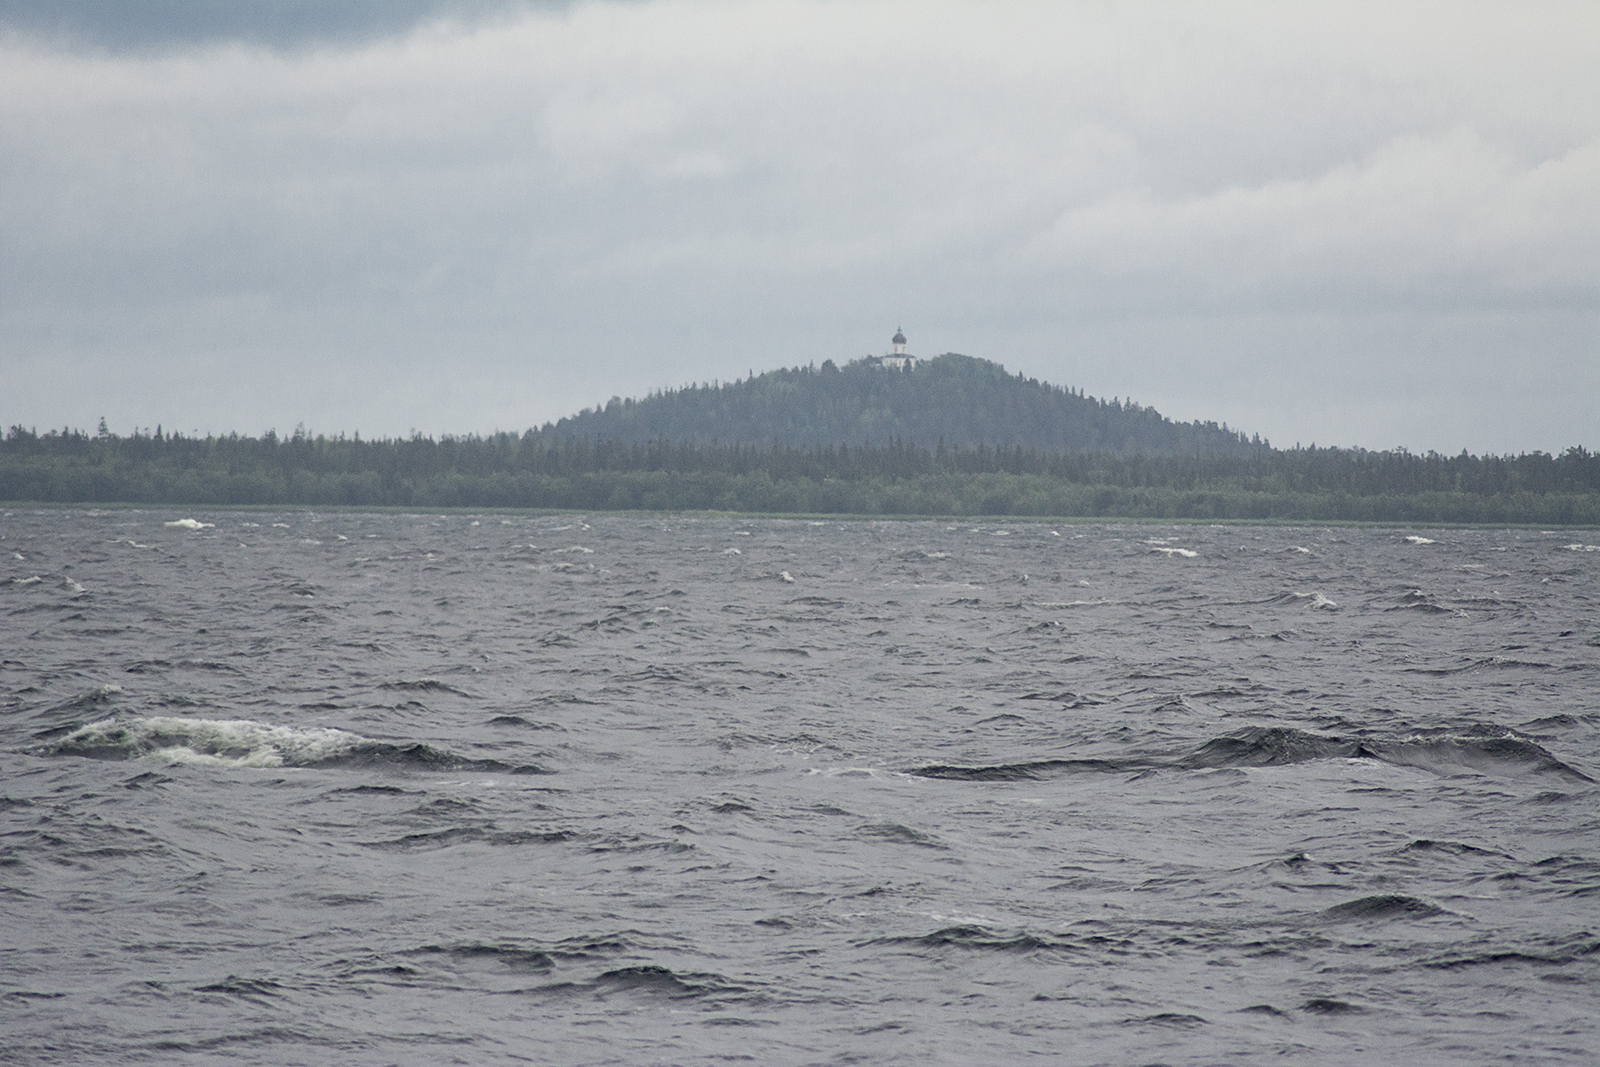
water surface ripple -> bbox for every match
[2,511,1597,1065]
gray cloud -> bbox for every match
[1,1,1595,453]
[0,0,565,51]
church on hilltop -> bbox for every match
[870,327,919,370]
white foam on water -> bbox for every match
[1289,546,1312,554]
[1405,536,1437,545]
[13,551,25,560]
[240,522,260,527]
[1150,547,1198,558]
[337,535,349,541]
[165,519,214,529]
[1560,543,1599,552]
[780,571,796,583]
[272,523,291,528]
[992,530,1011,536]
[1279,591,1340,610]
[469,521,480,527]
[12,575,45,585]
[724,548,742,555]
[61,577,86,594]
[1051,530,1061,536]
[735,531,752,536]
[55,716,370,769]
[556,546,594,554]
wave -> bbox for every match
[909,758,1134,781]
[1389,589,1459,614]
[913,726,1592,783]
[1322,894,1444,921]
[1367,734,1593,781]
[1189,726,1592,780]
[360,827,573,851]
[379,679,477,697]
[857,821,944,847]
[591,965,745,999]
[406,943,555,972]
[866,925,1068,953]
[31,715,549,773]
[1403,657,1553,676]
[1186,727,1367,768]
[164,519,214,530]
[1268,591,1339,610]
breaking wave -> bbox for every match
[31,716,547,773]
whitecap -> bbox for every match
[164,519,214,529]
[723,547,742,555]
[1150,547,1198,558]
[1560,543,1599,552]
[61,577,86,594]
[44,716,369,769]
[780,571,796,583]
[1405,536,1437,545]
[10,575,45,585]
[556,546,594,554]
[1050,530,1061,537]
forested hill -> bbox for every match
[540,353,1258,456]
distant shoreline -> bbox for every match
[5,429,1595,526]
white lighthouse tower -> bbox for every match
[882,326,918,370]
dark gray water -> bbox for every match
[3,510,1597,1066]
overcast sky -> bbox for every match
[2,1,1595,453]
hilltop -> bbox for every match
[540,353,1259,456]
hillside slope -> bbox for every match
[540,354,1258,456]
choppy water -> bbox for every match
[3,509,1597,1066]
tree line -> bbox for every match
[3,424,1596,523]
